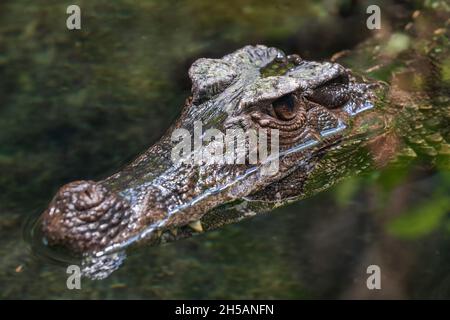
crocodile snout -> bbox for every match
[41,180,133,253]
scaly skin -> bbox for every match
[38,5,449,279]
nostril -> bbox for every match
[82,189,96,203]
[62,181,106,210]
[41,180,133,253]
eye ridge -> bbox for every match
[305,74,351,108]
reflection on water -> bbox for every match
[0,0,449,299]
[5,172,450,299]
[24,212,81,269]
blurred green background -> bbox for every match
[0,0,449,299]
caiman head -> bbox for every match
[39,45,379,277]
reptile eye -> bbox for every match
[272,94,297,120]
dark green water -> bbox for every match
[1,0,449,299]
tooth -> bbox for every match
[188,221,203,233]
[170,228,178,236]
[311,130,323,142]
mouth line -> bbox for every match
[34,112,351,269]
[95,119,352,258]
[92,96,374,258]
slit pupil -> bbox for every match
[273,94,295,112]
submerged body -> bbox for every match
[38,7,449,279]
